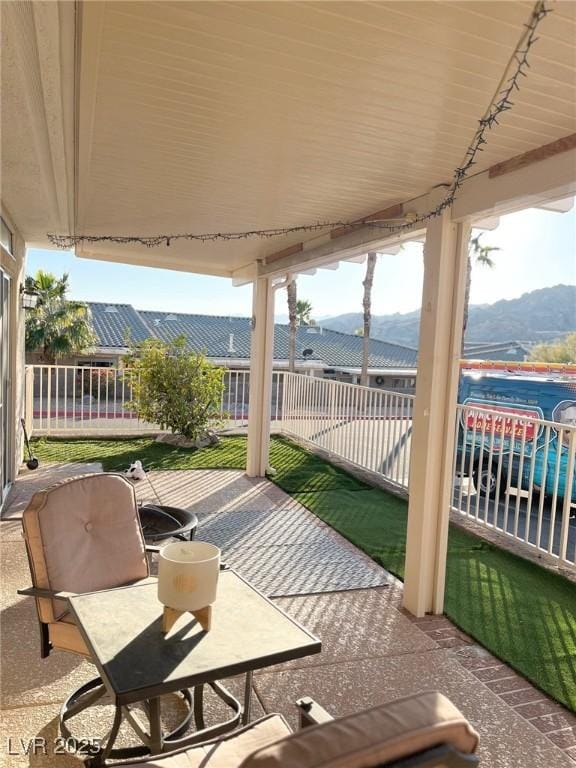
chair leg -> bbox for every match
[296,697,334,728]
[60,677,107,724]
[39,622,51,658]
[88,704,123,767]
[62,680,194,764]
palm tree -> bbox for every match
[287,279,298,373]
[25,270,95,363]
[462,234,499,354]
[360,252,377,386]
[295,299,312,326]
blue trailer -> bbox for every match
[457,372,576,500]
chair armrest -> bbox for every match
[296,697,334,728]
[17,586,77,600]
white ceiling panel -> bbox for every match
[2,1,575,275]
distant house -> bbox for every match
[70,303,418,392]
[463,341,531,363]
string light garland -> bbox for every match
[48,0,551,251]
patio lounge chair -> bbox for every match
[112,690,480,767]
[17,472,196,756]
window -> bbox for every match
[0,217,13,255]
[77,360,115,368]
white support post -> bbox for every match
[403,214,471,617]
[246,276,275,477]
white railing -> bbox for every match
[452,403,576,569]
[25,365,575,570]
[27,365,279,435]
[29,365,155,434]
[280,372,415,490]
[219,369,283,428]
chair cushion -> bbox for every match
[240,691,479,768]
[48,613,91,656]
[47,577,157,658]
[23,473,148,622]
[125,715,292,767]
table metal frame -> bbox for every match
[66,569,320,765]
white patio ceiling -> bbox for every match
[2,1,575,276]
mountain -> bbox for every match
[322,285,576,347]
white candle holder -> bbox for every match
[158,541,221,633]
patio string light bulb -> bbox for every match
[47,0,552,251]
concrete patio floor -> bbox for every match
[1,464,575,766]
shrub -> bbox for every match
[125,337,224,440]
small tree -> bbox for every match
[25,270,95,363]
[125,337,224,441]
[529,333,576,364]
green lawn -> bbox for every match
[32,434,576,711]
[31,435,248,470]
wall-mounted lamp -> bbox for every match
[20,284,39,310]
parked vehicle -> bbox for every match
[456,372,576,501]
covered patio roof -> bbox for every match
[2,1,575,276]
[2,1,575,619]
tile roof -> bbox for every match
[87,303,417,370]
[138,311,254,359]
[463,341,530,362]
[88,302,150,347]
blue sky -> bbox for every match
[27,206,575,321]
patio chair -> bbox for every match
[17,472,196,757]
[112,690,480,767]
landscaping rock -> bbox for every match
[155,430,220,450]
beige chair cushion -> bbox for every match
[23,473,148,622]
[124,715,292,767]
[47,576,157,658]
[240,691,479,768]
[48,612,91,657]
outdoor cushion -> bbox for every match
[240,691,479,768]
[123,714,292,767]
[23,473,148,622]
[47,578,154,657]
[48,612,91,656]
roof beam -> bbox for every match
[257,193,438,278]
[329,202,405,240]
[452,145,576,222]
[488,133,576,179]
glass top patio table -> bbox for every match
[68,569,321,707]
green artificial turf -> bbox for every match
[31,435,248,471]
[270,436,576,712]
[31,434,576,711]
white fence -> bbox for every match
[29,365,155,434]
[453,403,576,569]
[281,372,414,489]
[25,365,575,570]
[27,365,280,435]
